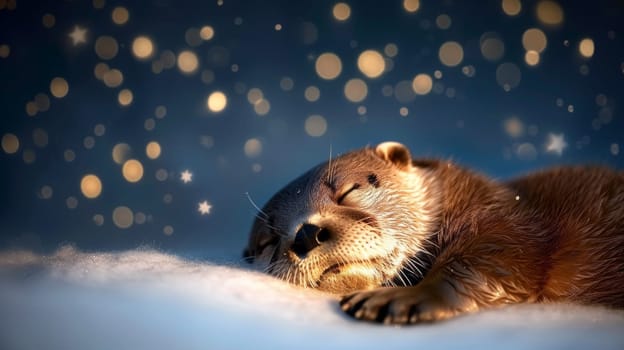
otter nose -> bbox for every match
[292,223,330,258]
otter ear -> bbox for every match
[375,142,412,170]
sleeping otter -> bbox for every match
[243,142,624,324]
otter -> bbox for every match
[243,142,624,324]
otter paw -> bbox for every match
[339,286,457,324]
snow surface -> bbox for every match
[1,246,623,350]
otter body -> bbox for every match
[244,142,624,324]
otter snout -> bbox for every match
[291,223,331,258]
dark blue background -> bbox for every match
[0,0,622,260]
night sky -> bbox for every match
[0,0,622,260]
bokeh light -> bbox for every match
[50,77,69,98]
[522,28,547,53]
[536,0,563,26]
[1,133,19,154]
[403,0,420,13]
[344,78,368,103]
[332,3,351,21]
[122,159,144,183]
[438,41,464,67]
[411,74,433,95]
[117,89,133,106]
[315,52,342,80]
[132,36,155,60]
[146,141,161,159]
[80,174,102,199]
[177,50,199,74]
[305,115,327,137]
[578,38,594,58]
[207,91,228,113]
[502,0,521,16]
[94,36,118,60]
[357,50,385,78]
[112,206,133,229]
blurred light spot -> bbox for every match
[522,28,547,53]
[0,44,9,58]
[399,107,409,117]
[502,0,521,16]
[578,38,594,58]
[524,50,540,66]
[94,62,109,80]
[132,36,154,60]
[185,28,202,47]
[436,14,452,29]
[207,91,228,113]
[155,168,168,181]
[357,50,385,78]
[394,80,416,103]
[64,149,76,162]
[280,77,294,91]
[117,89,133,106]
[144,118,156,131]
[304,86,320,102]
[1,133,19,154]
[305,115,328,137]
[247,88,263,104]
[66,196,78,209]
[344,78,368,103]
[244,138,262,158]
[95,36,118,60]
[504,117,524,138]
[411,74,433,95]
[25,101,38,116]
[32,128,48,148]
[177,50,199,74]
[517,143,537,161]
[83,136,95,149]
[536,1,563,26]
[438,41,464,67]
[163,225,174,235]
[155,105,167,119]
[480,33,505,61]
[112,143,131,164]
[80,174,102,198]
[496,62,521,91]
[113,206,133,229]
[40,185,53,199]
[103,69,123,88]
[611,143,620,156]
[146,141,161,159]
[254,99,271,116]
[122,159,144,182]
[94,124,106,137]
[93,214,104,226]
[50,77,69,98]
[112,6,129,25]
[42,13,55,28]
[384,43,398,57]
[332,3,351,21]
[403,0,420,12]
[315,52,342,80]
[200,26,215,40]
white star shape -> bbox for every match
[68,26,87,46]
[198,200,212,215]
[180,170,193,183]
[546,133,567,156]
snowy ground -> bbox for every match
[1,246,623,350]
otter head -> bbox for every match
[243,142,440,294]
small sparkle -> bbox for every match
[546,133,568,156]
[68,25,87,45]
[198,200,212,215]
[180,170,193,183]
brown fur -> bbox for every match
[244,142,624,324]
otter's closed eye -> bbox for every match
[337,183,360,204]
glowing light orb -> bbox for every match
[206,91,228,113]
[438,41,464,67]
[522,28,547,53]
[304,86,320,102]
[112,6,129,25]
[112,143,131,164]
[122,159,144,183]
[94,36,118,60]
[1,133,19,154]
[344,78,368,103]
[146,141,161,159]
[332,3,351,21]
[117,89,133,106]
[315,53,342,80]
[502,0,521,16]
[80,174,102,199]
[305,115,327,137]
[50,77,69,98]
[536,1,563,26]
[113,206,134,229]
[200,26,214,40]
[403,0,420,13]
[579,38,595,58]
[244,138,262,158]
[177,50,199,74]
[357,50,385,78]
[132,36,154,60]
[411,74,433,95]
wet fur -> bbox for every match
[245,142,624,324]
